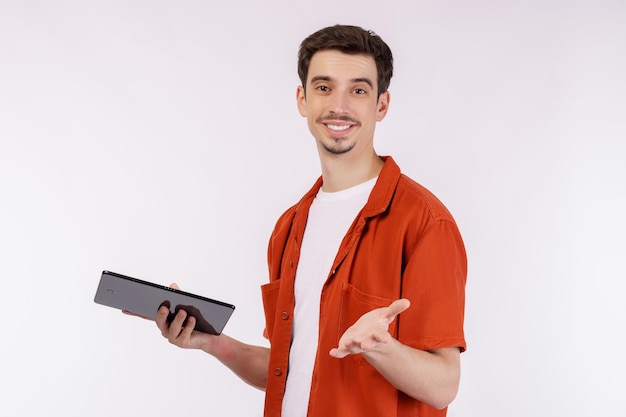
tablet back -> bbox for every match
[94,270,235,335]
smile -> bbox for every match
[326,124,351,132]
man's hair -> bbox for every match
[297,24,394,97]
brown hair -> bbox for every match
[297,24,394,97]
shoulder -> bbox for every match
[373,156,457,225]
[392,174,457,224]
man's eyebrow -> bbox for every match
[352,77,374,89]
[310,75,332,84]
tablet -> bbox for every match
[94,270,235,335]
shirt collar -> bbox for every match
[294,155,401,218]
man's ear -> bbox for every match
[376,91,391,122]
[296,85,307,117]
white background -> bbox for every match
[1,1,625,416]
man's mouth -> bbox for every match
[326,124,351,132]
[319,116,360,136]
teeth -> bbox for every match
[327,124,350,131]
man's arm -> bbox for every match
[329,299,461,410]
[155,304,270,390]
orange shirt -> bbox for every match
[261,156,467,417]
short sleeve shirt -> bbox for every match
[261,156,467,417]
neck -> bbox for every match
[319,151,384,192]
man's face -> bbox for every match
[297,50,390,157]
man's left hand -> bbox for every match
[329,298,410,358]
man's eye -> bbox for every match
[317,85,329,92]
[354,88,366,95]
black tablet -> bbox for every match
[94,270,235,335]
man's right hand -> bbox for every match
[153,283,221,353]
[129,282,269,390]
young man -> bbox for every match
[153,25,467,417]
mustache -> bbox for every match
[316,114,360,125]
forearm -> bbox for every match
[363,343,460,410]
[205,334,270,390]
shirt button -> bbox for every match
[289,260,294,268]
[281,312,289,320]
[274,368,282,376]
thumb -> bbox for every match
[384,298,410,321]
[169,282,180,290]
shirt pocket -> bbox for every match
[337,282,396,365]
[261,280,282,340]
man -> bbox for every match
[153,25,467,417]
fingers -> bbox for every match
[155,305,195,344]
[155,305,171,335]
[178,316,196,342]
[330,298,409,359]
[329,347,349,358]
[331,330,392,358]
[166,309,189,340]
[329,339,356,359]
[156,283,188,340]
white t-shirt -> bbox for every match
[281,177,377,417]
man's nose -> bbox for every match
[329,91,350,114]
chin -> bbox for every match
[322,144,355,155]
